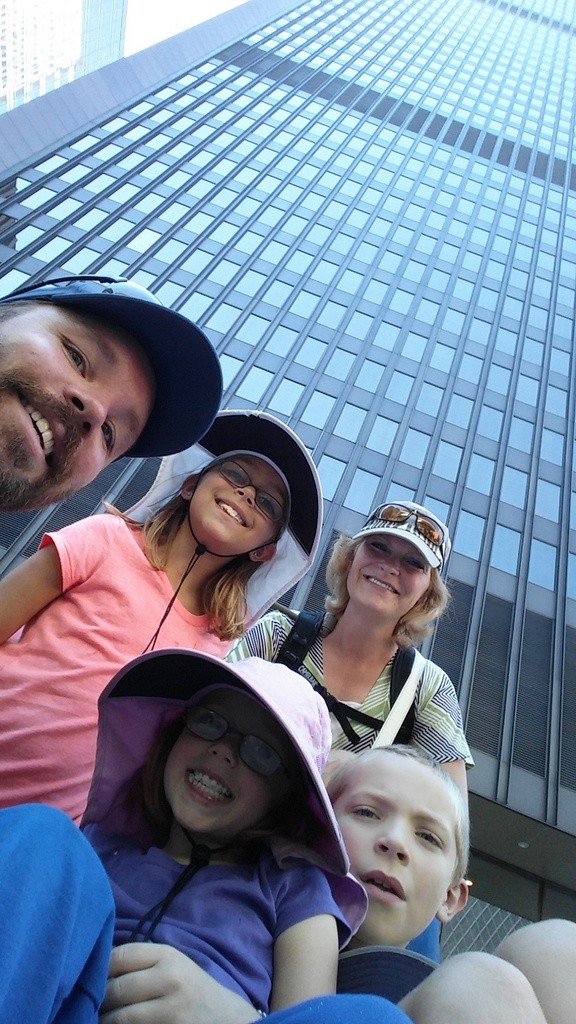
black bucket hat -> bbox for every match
[0,274,223,457]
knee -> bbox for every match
[497,919,576,964]
[401,951,542,1021]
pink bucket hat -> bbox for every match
[82,651,367,931]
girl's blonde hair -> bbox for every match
[327,745,469,884]
[109,462,282,641]
[324,533,450,647]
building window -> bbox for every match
[453,510,484,560]
[344,468,380,515]
[491,525,520,574]
[528,539,556,591]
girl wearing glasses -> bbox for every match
[82,650,366,1019]
[0,410,322,822]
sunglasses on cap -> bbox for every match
[214,459,286,523]
[184,706,287,777]
[376,504,445,548]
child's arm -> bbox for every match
[0,546,63,643]
[270,914,339,1011]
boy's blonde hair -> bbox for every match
[108,467,274,641]
[327,745,469,884]
[324,534,450,647]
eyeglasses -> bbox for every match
[215,460,286,523]
[376,504,445,548]
[184,706,286,777]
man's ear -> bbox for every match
[249,542,277,563]
[436,878,469,925]
[180,474,198,500]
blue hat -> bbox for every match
[0,274,223,458]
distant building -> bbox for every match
[0,0,126,112]
[0,0,575,943]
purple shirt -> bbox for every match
[86,825,350,1013]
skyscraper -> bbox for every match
[0,0,575,935]
[0,0,127,113]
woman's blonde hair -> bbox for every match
[324,533,450,647]
[108,472,273,642]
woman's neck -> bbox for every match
[322,608,398,702]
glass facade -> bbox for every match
[1,0,576,923]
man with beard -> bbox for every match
[0,274,222,512]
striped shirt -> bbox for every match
[227,609,473,765]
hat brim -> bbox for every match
[8,290,222,458]
[337,946,436,1001]
[86,650,346,874]
[353,524,441,569]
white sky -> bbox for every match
[124,0,248,56]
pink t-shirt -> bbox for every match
[0,515,230,821]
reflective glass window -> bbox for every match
[385,372,414,405]
[540,429,563,466]
[269,379,305,415]
[501,466,528,507]
[453,510,484,559]
[344,468,380,515]
[366,416,398,454]
[318,454,345,501]
[265,325,298,357]
[302,391,336,428]
[528,539,556,590]
[356,360,384,391]
[399,429,431,469]
[466,454,495,495]
[235,366,274,402]
[490,525,520,574]
[220,354,243,389]
[432,441,462,482]
[545,385,567,418]
[430,343,455,372]
[478,404,503,441]
[295,337,327,368]
[326,349,355,380]
[334,404,366,441]
[535,479,560,522]
[516,375,539,405]
[446,393,473,428]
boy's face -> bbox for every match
[332,752,467,948]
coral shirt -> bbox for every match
[0,515,230,821]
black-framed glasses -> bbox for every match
[215,459,286,523]
[376,504,445,547]
[184,706,286,777]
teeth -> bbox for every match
[188,770,231,800]
[218,501,243,524]
[24,403,54,456]
[367,576,394,592]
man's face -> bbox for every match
[0,303,155,511]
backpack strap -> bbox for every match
[274,609,419,746]
[390,647,417,744]
[274,609,325,670]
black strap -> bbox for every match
[275,609,325,670]
[274,609,417,745]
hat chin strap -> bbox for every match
[126,828,231,943]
